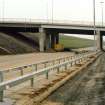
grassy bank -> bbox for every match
[60,35,94,49]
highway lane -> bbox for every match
[41,53,105,105]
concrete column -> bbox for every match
[55,34,59,44]
[100,35,103,50]
[51,33,59,48]
[51,34,55,48]
[46,34,51,50]
[96,30,102,50]
[39,28,46,52]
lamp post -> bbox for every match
[100,1,104,27]
[93,0,96,50]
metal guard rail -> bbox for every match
[1,55,76,73]
[1,52,95,74]
[0,51,100,102]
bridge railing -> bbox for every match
[0,51,100,102]
[0,18,104,27]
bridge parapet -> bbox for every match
[0,18,105,27]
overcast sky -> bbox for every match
[0,0,104,40]
[0,0,104,22]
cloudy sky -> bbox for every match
[0,0,104,39]
[0,0,104,21]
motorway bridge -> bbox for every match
[0,20,105,51]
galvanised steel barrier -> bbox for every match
[1,55,75,75]
[1,53,88,79]
[0,51,100,102]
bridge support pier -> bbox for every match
[46,34,51,50]
[38,29,60,51]
[39,28,46,52]
[55,34,59,44]
[96,30,103,51]
[51,34,55,48]
[51,33,59,49]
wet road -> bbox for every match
[41,53,105,105]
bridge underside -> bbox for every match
[0,25,104,52]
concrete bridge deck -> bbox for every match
[0,21,105,31]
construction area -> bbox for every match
[0,50,103,105]
[0,1,105,104]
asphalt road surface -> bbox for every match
[41,53,105,105]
